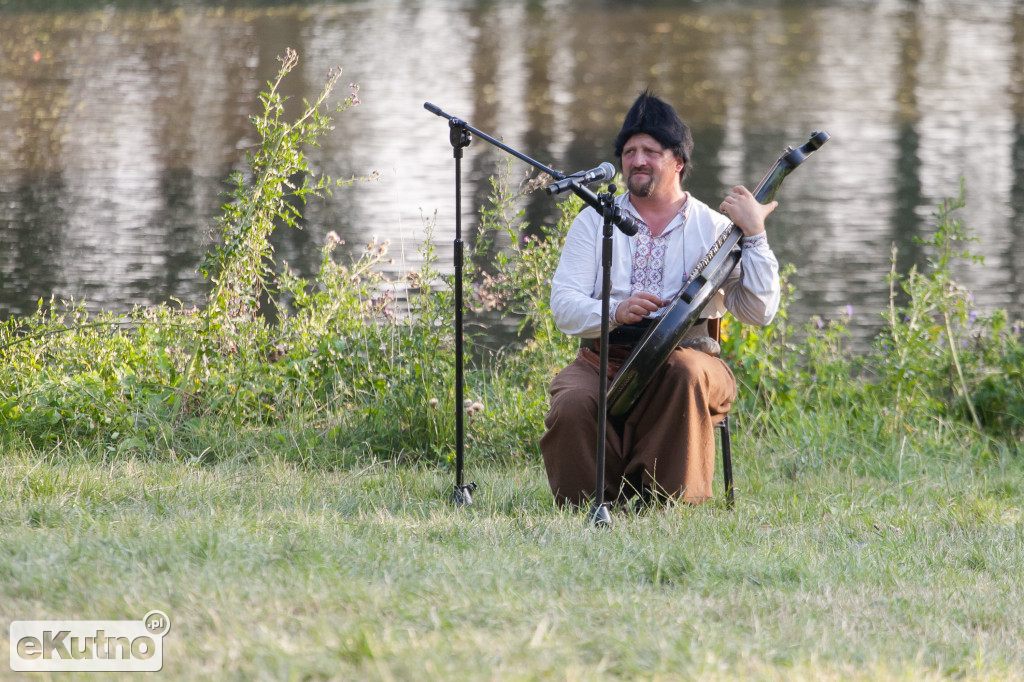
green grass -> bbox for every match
[2,427,1022,681]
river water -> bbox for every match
[1,0,1022,349]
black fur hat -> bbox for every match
[613,90,694,181]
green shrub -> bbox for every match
[722,179,1022,449]
[0,52,1019,464]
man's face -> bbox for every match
[620,133,683,199]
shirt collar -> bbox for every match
[620,192,690,235]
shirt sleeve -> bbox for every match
[720,233,781,326]
[549,208,617,338]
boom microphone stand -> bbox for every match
[585,188,625,527]
[436,108,476,506]
[423,103,636,521]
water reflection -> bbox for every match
[1,0,1022,351]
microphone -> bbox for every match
[544,162,617,196]
[613,211,639,237]
[544,161,638,236]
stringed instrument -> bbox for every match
[607,131,830,418]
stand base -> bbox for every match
[586,502,613,527]
[450,482,478,507]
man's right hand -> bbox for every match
[614,292,669,325]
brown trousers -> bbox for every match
[539,346,736,507]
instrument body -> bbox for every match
[607,131,830,418]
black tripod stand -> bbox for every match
[424,103,635,522]
[584,188,631,527]
[442,110,475,506]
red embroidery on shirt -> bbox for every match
[630,221,668,297]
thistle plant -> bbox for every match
[872,180,982,431]
[172,49,363,427]
[200,48,361,320]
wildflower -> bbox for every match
[816,317,824,330]
[471,401,485,414]
[429,398,439,410]
[464,399,473,411]
[845,304,853,318]
[324,232,345,251]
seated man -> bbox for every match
[540,90,781,507]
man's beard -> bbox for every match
[627,169,655,197]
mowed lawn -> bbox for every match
[2,432,1023,681]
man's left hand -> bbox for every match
[719,185,777,237]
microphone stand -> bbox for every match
[424,103,635,519]
[585,187,621,528]
[445,114,476,506]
